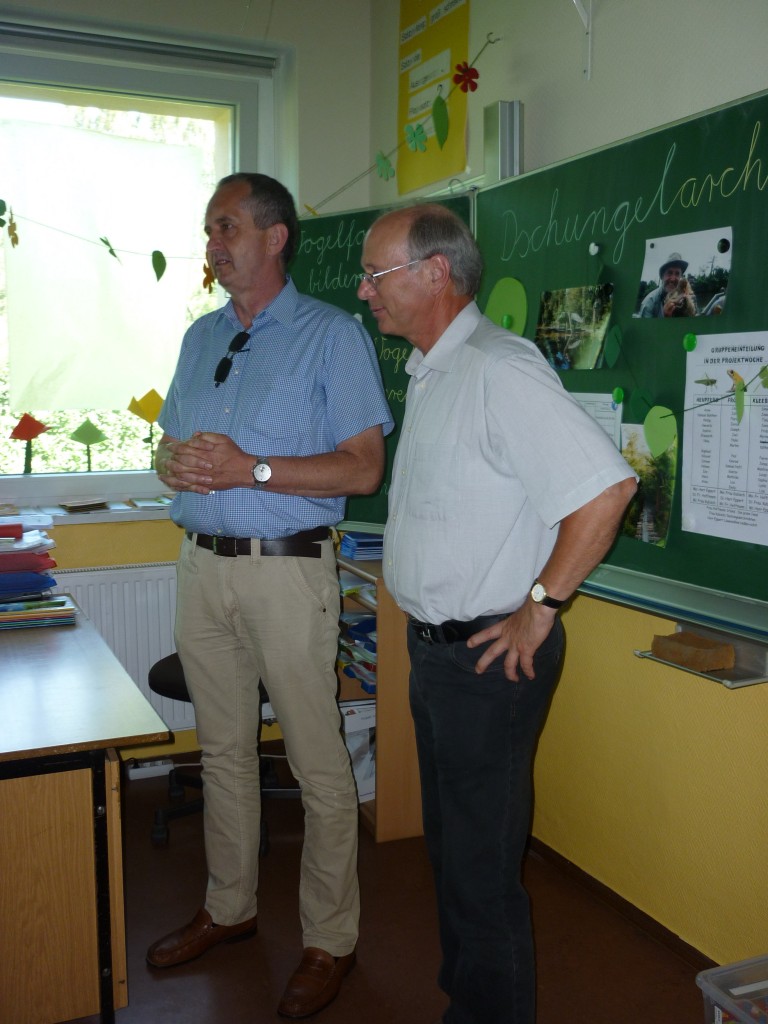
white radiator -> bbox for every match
[52,562,195,733]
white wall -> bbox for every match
[0,0,373,215]
[370,0,768,203]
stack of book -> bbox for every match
[0,515,58,602]
[0,594,77,630]
[339,531,383,560]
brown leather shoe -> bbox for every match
[277,947,356,1018]
[146,907,257,968]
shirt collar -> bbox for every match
[406,301,482,378]
[220,275,299,332]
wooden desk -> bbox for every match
[0,610,168,1024]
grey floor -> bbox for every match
[70,769,707,1024]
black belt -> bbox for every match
[408,613,508,645]
[186,526,329,558]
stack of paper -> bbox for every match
[0,516,57,600]
[338,613,377,694]
[339,532,383,560]
[0,594,77,630]
[338,570,377,606]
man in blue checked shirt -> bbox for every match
[149,173,393,1019]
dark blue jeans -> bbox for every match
[408,617,564,1024]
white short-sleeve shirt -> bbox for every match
[382,303,635,623]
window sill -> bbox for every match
[47,505,172,526]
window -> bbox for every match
[0,18,282,505]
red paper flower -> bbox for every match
[453,62,479,93]
[10,413,48,441]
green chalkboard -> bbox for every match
[290,194,471,528]
[475,92,768,613]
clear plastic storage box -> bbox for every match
[696,955,768,1024]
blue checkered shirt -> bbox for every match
[159,277,394,538]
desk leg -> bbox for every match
[90,749,115,1024]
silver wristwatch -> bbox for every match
[252,457,272,489]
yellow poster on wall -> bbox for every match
[397,0,471,195]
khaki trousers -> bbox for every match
[174,533,359,955]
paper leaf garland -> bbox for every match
[603,324,623,368]
[100,236,120,261]
[376,151,395,181]
[432,93,450,150]
[644,406,677,459]
[151,250,167,282]
[7,208,18,248]
[453,61,479,93]
[203,258,216,293]
[405,123,427,153]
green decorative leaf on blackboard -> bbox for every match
[432,93,449,150]
[151,250,167,282]
[603,324,622,368]
[644,406,677,458]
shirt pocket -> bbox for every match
[404,442,458,521]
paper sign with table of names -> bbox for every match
[682,331,768,545]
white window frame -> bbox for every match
[0,16,293,511]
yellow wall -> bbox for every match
[533,595,768,966]
[52,518,183,569]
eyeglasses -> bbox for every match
[214,331,250,387]
[358,258,424,290]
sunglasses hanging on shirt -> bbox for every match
[214,331,250,387]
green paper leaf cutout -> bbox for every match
[152,250,167,282]
[405,123,427,153]
[0,197,6,227]
[100,236,120,262]
[71,418,107,446]
[629,388,653,422]
[432,94,449,149]
[758,365,768,389]
[643,406,677,459]
[603,324,622,368]
[484,277,528,335]
[375,151,395,181]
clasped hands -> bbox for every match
[157,432,248,495]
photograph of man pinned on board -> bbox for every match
[619,422,676,548]
[534,282,613,370]
[634,227,732,319]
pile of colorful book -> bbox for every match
[0,515,75,627]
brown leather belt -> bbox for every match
[186,526,329,558]
[408,613,508,645]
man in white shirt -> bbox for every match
[357,204,637,1024]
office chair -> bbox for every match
[146,652,298,853]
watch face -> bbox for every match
[531,583,546,603]
[253,462,271,483]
